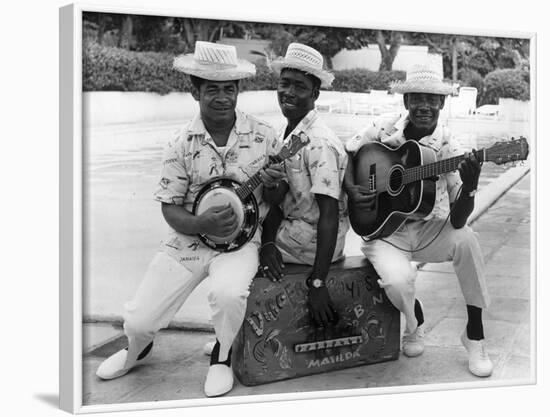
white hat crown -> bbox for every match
[284,43,325,71]
[406,64,444,84]
[173,41,256,81]
[193,41,238,67]
[390,61,454,95]
[270,42,334,88]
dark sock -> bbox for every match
[124,341,153,360]
[466,305,484,340]
[414,299,424,327]
[210,340,232,367]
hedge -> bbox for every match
[458,68,484,93]
[331,69,406,92]
[482,69,530,104]
[83,42,192,95]
[83,42,405,94]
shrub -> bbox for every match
[331,69,406,92]
[83,43,407,94]
[83,42,192,94]
[239,64,278,91]
[458,68,484,92]
[457,68,484,105]
[481,69,530,105]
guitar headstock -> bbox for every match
[277,132,311,161]
[485,136,529,165]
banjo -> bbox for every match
[193,132,310,252]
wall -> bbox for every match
[499,98,530,121]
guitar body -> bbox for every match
[350,141,437,240]
[193,177,259,252]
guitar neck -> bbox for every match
[404,148,485,184]
[235,155,284,200]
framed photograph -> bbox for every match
[60,1,536,413]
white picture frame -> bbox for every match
[59,1,538,414]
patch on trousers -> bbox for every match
[179,255,200,263]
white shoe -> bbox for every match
[204,364,234,397]
[96,345,153,380]
[461,331,493,377]
[402,325,425,357]
[203,340,216,356]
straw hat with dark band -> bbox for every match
[173,41,256,81]
[390,63,455,95]
[270,42,334,88]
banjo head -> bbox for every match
[193,177,259,252]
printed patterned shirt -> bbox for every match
[276,110,350,265]
[154,109,280,256]
[345,114,464,220]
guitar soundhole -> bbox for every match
[388,167,404,194]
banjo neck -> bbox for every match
[234,111,317,201]
[234,155,284,201]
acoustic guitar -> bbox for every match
[349,136,529,240]
[193,132,310,252]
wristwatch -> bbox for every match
[306,276,325,289]
[466,189,477,198]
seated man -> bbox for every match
[344,62,493,377]
[259,43,349,327]
[95,41,285,397]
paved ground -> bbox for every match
[82,172,532,407]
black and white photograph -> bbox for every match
[55,1,541,414]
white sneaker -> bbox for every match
[96,345,153,380]
[461,330,493,377]
[402,325,425,357]
[204,364,234,397]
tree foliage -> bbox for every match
[482,69,530,104]
[82,11,531,102]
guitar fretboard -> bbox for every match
[404,149,484,184]
[235,155,284,200]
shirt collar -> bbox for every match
[187,109,253,146]
[384,114,443,150]
[280,109,319,141]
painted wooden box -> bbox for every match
[232,256,400,386]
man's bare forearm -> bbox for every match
[161,203,203,235]
[263,181,289,206]
[261,205,284,244]
[343,151,356,191]
[312,194,339,281]
[450,193,475,229]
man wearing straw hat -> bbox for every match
[95,41,285,397]
[258,43,349,328]
[344,62,493,377]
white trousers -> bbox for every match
[122,243,259,369]
[362,219,490,334]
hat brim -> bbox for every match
[390,80,455,95]
[270,58,334,88]
[173,54,256,81]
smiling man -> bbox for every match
[95,41,285,397]
[344,62,493,378]
[258,43,349,328]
